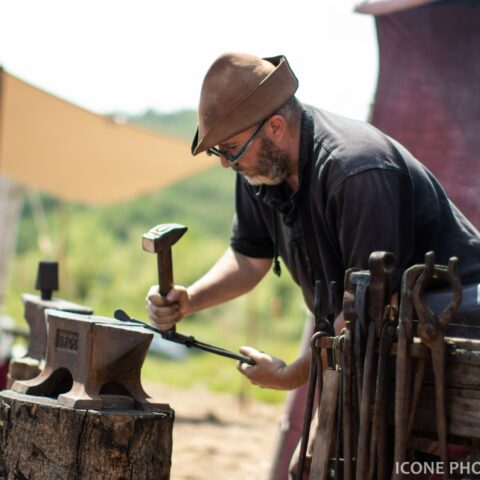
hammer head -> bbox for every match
[142,223,188,253]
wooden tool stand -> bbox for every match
[0,310,174,480]
[404,336,480,443]
[306,334,480,480]
[318,335,480,441]
[7,294,93,387]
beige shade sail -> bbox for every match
[0,69,216,205]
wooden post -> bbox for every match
[0,390,174,480]
[0,177,23,315]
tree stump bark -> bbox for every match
[0,390,174,480]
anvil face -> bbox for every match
[11,310,168,412]
[21,293,92,361]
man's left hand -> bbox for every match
[236,346,290,390]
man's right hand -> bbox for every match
[146,285,190,331]
[145,248,271,332]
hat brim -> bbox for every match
[191,55,298,156]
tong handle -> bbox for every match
[114,309,255,365]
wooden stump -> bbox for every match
[0,390,174,480]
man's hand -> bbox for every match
[237,346,312,390]
[146,284,190,331]
[236,346,294,390]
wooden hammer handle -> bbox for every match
[157,249,173,297]
[157,249,176,335]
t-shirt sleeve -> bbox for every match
[230,175,274,259]
[325,168,415,286]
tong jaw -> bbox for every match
[413,252,463,344]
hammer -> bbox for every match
[143,223,187,338]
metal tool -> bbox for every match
[334,334,345,480]
[143,223,187,338]
[369,307,397,480]
[392,263,425,478]
[297,281,334,480]
[367,253,396,480]
[342,320,354,480]
[411,252,462,475]
[113,309,256,365]
[35,261,59,300]
[309,340,342,480]
[349,270,371,409]
[350,271,371,340]
[343,268,364,477]
[20,261,92,364]
[343,269,359,327]
[368,252,396,337]
[356,252,395,480]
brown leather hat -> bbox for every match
[191,53,299,156]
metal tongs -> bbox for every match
[411,253,462,473]
[114,308,256,365]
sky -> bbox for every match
[0,0,378,121]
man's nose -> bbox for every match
[219,156,230,168]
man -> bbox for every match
[147,52,480,389]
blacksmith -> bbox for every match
[147,52,480,387]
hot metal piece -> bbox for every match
[11,310,168,411]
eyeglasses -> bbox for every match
[206,118,268,164]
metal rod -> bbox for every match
[113,309,255,365]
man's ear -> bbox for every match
[265,114,287,139]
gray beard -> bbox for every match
[239,136,290,186]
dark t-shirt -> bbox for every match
[230,105,480,314]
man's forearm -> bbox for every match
[282,312,346,389]
[280,350,312,390]
[186,247,272,315]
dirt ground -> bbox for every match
[146,382,285,480]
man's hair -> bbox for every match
[275,96,301,129]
